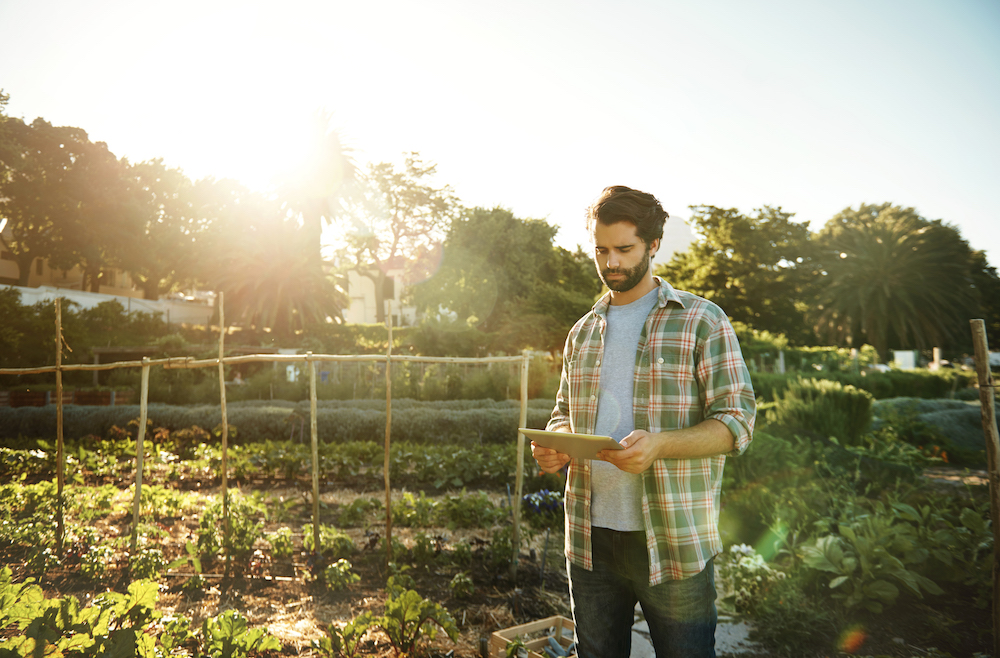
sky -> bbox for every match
[2,0,999,267]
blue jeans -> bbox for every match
[568,527,717,658]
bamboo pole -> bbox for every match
[55,299,65,557]
[309,353,320,557]
[971,319,1000,658]
[510,351,530,580]
[130,357,150,553]
[217,293,230,573]
[384,306,394,567]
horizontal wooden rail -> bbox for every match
[0,352,526,376]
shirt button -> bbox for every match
[595,360,601,366]
[657,357,664,364]
[590,394,596,401]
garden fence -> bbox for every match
[0,296,534,581]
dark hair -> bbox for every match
[586,185,668,246]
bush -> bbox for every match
[0,399,554,447]
[765,378,874,446]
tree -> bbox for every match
[196,179,347,336]
[413,206,601,352]
[336,153,458,324]
[121,159,203,300]
[279,111,357,268]
[813,203,980,357]
[52,137,134,292]
[655,205,817,343]
[0,118,91,286]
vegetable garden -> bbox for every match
[1,300,998,657]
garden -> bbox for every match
[0,355,997,657]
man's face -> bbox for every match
[593,221,656,293]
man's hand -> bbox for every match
[531,442,571,474]
[597,430,661,474]
[598,420,736,473]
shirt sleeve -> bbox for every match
[697,317,756,456]
[546,332,574,432]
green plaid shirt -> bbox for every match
[547,278,755,584]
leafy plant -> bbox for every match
[323,559,360,591]
[436,489,503,529]
[130,547,167,581]
[167,540,204,574]
[200,609,281,658]
[303,523,355,559]
[375,578,459,657]
[80,542,115,581]
[312,612,373,658]
[801,507,944,613]
[391,491,436,527]
[338,496,382,527]
[266,527,295,561]
[197,492,265,562]
[448,572,475,599]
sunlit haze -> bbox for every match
[2,0,998,265]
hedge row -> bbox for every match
[0,399,555,447]
[750,368,975,402]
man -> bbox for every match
[531,186,755,658]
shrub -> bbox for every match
[323,558,360,591]
[765,378,874,446]
[303,523,355,559]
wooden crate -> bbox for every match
[489,615,575,658]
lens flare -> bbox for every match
[838,626,867,653]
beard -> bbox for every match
[598,244,652,293]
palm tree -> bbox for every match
[814,203,978,357]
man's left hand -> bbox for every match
[598,430,662,473]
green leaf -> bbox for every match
[891,502,921,522]
[829,576,850,589]
[838,524,857,542]
[960,507,986,535]
[863,579,899,603]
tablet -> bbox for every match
[519,428,624,461]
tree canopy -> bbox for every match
[413,206,601,352]
[655,205,817,344]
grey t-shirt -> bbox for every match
[591,287,659,531]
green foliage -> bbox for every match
[376,577,460,657]
[200,609,281,658]
[303,523,355,558]
[322,559,360,591]
[312,612,373,658]
[656,204,816,343]
[80,543,115,582]
[197,492,265,562]
[337,496,382,527]
[0,572,164,658]
[801,503,945,614]
[448,572,475,599]
[765,377,874,445]
[266,528,295,561]
[391,492,436,528]
[435,490,503,529]
[129,547,167,581]
[814,203,981,355]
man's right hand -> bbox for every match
[530,442,571,473]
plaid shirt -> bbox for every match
[547,278,755,585]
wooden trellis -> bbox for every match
[0,297,533,580]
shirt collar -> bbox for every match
[592,277,685,318]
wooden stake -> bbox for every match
[384,305,394,567]
[971,319,1000,658]
[130,358,150,553]
[309,352,320,557]
[510,351,530,580]
[55,299,64,557]
[217,293,230,572]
